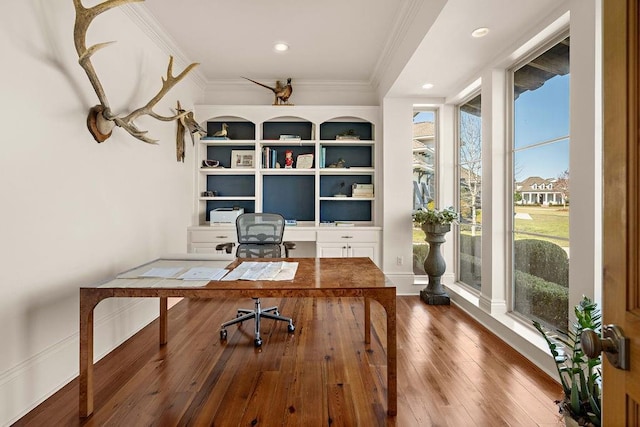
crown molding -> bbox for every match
[121,3,207,90]
[369,0,424,90]
[205,78,376,94]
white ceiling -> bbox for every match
[140,0,563,99]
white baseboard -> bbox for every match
[0,298,159,426]
[384,272,419,295]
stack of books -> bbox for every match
[352,183,374,198]
[336,135,360,140]
[279,134,301,141]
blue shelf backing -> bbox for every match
[320,200,372,222]
[319,175,372,197]
[207,121,255,140]
[261,145,315,168]
[206,175,255,197]
[320,122,373,140]
[263,175,315,221]
[206,146,254,168]
[322,146,372,168]
[263,121,313,140]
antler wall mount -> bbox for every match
[73,0,200,144]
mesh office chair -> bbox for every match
[217,213,296,347]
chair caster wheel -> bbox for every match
[220,330,227,340]
[254,338,262,347]
[288,324,295,333]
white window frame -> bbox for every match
[454,90,483,292]
[506,29,571,324]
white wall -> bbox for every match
[203,81,379,106]
[0,2,202,424]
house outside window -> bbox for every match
[510,35,570,332]
[457,94,482,290]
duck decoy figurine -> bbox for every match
[242,77,293,105]
[213,123,229,138]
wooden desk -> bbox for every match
[79,257,397,417]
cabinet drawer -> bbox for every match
[189,228,236,243]
[283,228,316,241]
[316,229,380,242]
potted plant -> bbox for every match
[413,205,458,304]
[413,205,459,233]
[533,296,602,427]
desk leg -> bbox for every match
[384,294,397,416]
[79,294,95,417]
[160,297,168,345]
[364,297,371,344]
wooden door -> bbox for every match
[602,0,640,424]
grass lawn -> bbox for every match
[413,205,569,247]
[514,205,569,246]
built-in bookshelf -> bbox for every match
[192,106,379,227]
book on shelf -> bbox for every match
[263,147,278,168]
[335,221,355,227]
[320,147,326,168]
[279,134,301,141]
[336,135,360,140]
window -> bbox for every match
[412,110,436,275]
[457,94,482,290]
[511,35,570,332]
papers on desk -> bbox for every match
[222,261,298,281]
[178,267,228,281]
[139,267,184,278]
[135,266,228,281]
[106,259,232,288]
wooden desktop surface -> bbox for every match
[79,257,397,417]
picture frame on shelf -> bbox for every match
[230,150,255,169]
[296,154,314,169]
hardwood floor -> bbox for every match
[14,296,564,426]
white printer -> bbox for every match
[209,207,244,225]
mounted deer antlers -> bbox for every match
[73,0,199,144]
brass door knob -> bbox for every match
[581,325,630,370]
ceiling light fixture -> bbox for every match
[274,43,289,52]
[471,27,490,38]
[422,83,434,89]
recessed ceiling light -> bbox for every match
[471,27,490,38]
[274,43,289,52]
[422,83,434,89]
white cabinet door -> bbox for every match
[317,243,347,258]
[348,242,377,262]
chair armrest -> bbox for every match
[283,241,296,257]
[215,242,235,254]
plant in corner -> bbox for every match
[533,296,602,427]
[413,205,459,305]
